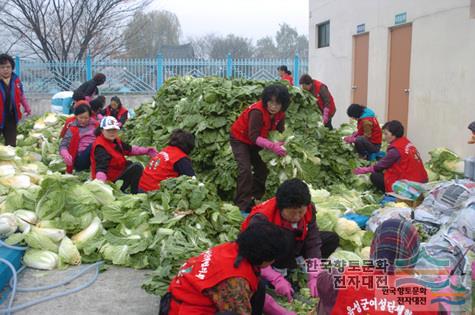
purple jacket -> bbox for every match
[60,119,96,153]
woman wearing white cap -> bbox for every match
[90,116,158,193]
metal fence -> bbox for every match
[15,54,308,95]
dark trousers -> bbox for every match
[321,231,340,258]
[117,162,143,194]
[370,172,386,192]
[230,138,268,212]
[354,136,381,158]
[324,118,333,130]
[74,144,92,172]
[2,117,17,147]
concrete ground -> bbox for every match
[5,265,159,315]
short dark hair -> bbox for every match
[383,120,404,138]
[262,84,291,112]
[169,129,195,154]
[90,96,106,113]
[110,96,122,108]
[236,221,291,266]
[0,54,15,70]
[347,104,365,119]
[276,178,311,210]
[93,73,106,85]
[299,74,313,85]
[277,65,291,75]
[468,121,475,133]
[74,104,91,116]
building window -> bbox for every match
[317,21,330,48]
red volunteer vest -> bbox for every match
[168,242,259,315]
[384,137,428,192]
[281,74,294,86]
[65,120,99,174]
[357,116,382,145]
[241,197,313,241]
[230,101,285,145]
[312,80,336,117]
[105,106,128,122]
[60,116,76,138]
[90,134,128,181]
[0,75,23,127]
[138,146,188,192]
[332,269,440,315]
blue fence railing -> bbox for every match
[16,54,308,95]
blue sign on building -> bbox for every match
[395,12,407,25]
[356,24,366,34]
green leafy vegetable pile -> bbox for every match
[425,147,464,181]
[125,76,365,199]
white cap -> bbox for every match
[100,116,120,130]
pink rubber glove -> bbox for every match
[307,258,321,298]
[20,93,32,116]
[353,166,374,175]
[130,145,149,156]
[60,148,73,166]
[263,294,297,315]
[96,114,104,121]
[344,135,356,144]
[255,136,287,157]
[95,172,107,182]
[147,147,159,158]
[261,266,294,302]
[322,107,330,125]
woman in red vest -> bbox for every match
[278,66,293,86]
[101,96,128,127]
[139,129,196,192]
[164,221,296,315]
[315,219,445,315]
[468,121,475,144]
[0,54,32,147]
[241,179,339,303]
[59,104,98,174]
[344,104,382,159]
[230,84,290,213]
[299,74,336,130]
[353,120,428,192]
[90,116,158,194]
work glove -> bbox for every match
[322,107,330,125]
[130,145,157,157]
[344,135,357,144]
[261,266,294,302]
[147,147,159,158]
[353,166,375,175]
[263,294,297,315]
[60,148,73,167]
[256,136,287,157]
[306,258,322,298]
[95,172,107,182]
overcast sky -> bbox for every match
[150,0,309,41]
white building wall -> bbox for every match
[309,0,475,159]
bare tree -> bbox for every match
[254,36,278,58]
[209,35,254,59]
[0,0,151,62]
[188,34,218,59]
[123,10,181,58]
